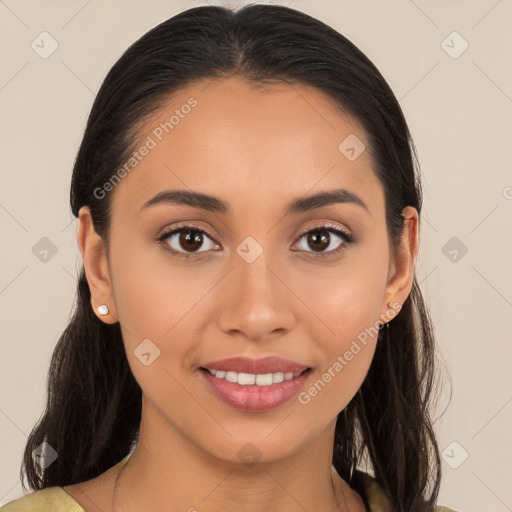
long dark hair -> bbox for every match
[21,5,446,511]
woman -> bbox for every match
[1,4,457,511]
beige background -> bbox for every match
[1,1,511,510]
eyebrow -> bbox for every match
[140,188,370,216]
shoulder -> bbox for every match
[352,470,459,512]
[0,487,85,512]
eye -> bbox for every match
[157,222,355,260]
[293,223,354,258]
[157,224,220,259]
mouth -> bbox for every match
[198,364,313,412]
[200,355,310,376]
[199,367,311,386]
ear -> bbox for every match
[77,206,118,324]
[380,206,419,323]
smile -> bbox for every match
[203,368,304,386]
[199,367,312,412]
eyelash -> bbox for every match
[156,222,355,260]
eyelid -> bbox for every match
[157,222,218,243]
[297,221,353,241]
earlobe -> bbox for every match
[77,206,119,324]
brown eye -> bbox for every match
[158,225,220,258]
[178,230,204,252]
[294,224,354,258]
[305,231,330,252]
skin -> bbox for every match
[65,76,418,512]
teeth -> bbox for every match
[205,369,303,386]
[255,373,273,386]
[273,372,284,384]
[225,371,238,383]
[239,373,256,385]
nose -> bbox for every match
[216,249,296,342]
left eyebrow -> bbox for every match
[140,188,370,217]
[284,188,370,217]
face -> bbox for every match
[79,76,418,466]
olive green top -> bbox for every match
[0,472,458,511]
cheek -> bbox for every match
[111,253,205,419]
[109,245,205,372]
[297,341,377,425]
[293,252,387,415]
[111,239,206,337]
[298,326,379,419]
[296,253,388,340]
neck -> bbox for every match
[110,404,360,512]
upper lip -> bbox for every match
[201,356,310,375]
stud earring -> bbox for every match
[97,304,109,316]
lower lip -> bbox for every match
[200,369,312,412]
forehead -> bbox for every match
[109,76,382,220]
